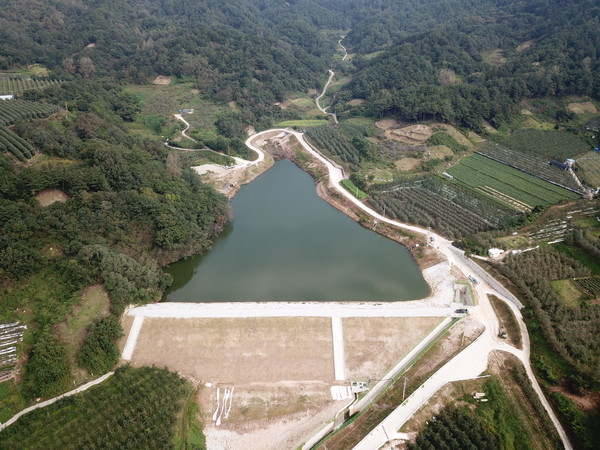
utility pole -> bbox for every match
[402,376,408,401]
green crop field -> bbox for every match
[447,154,579,210]
[0,366,200,449]
[0,127,36,162]
[0,99,58,126]
[0,78,61,96]
[275,119,328,128]
[575,151,600,187]
[501,129,590,160]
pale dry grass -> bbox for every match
[567,101,598,115]
[425,145,453,160]
[394,157,421,171]
[151,75,172,85]
[431,123,473,148]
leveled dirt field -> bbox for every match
[132,317,334,383]
[344,317,444,380]
[395,157,421,171]
[389,124,433,144]
[35,188,68,206]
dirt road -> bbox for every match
[315,70,337,123]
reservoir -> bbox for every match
[164,159,429,302]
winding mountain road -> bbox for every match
[173,113,197,142]
[315,70,338,124]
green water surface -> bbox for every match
[164,160,429,301]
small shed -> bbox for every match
[488,248,504,258]
[549,160,569,170]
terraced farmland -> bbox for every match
[446,154,579,211]
[478,143,582,193]
[0,78,61,96]
[574,277,600,297]
[0,100,58,126]
[0,127,36,162]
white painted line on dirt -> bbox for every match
[121,315,145,361]
[224,387,234,419]
[212,387,220,421]
[331,316,346,381]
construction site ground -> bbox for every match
[120,315,443,450]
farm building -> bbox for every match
[549,160,569,170]
[0,95,14,100]
[178,108,194,114]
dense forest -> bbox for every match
[338,0,600,129]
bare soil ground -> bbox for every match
[401,351,560,450]
[194,151,274,199]
[151,75,172,85]
[375,119,400,131]
[125,315,441,450]
[516,39,536,53]
[401,376,485,435]
[131,317,334,383]
[567,101,598,115]
[344,317,444,380]
[438,68,460,85]
[35,188,68,206]
[467,131,485,143]
[205,397,345,450]
[347,99,365,106]
[482,121,498,134]
[483,49,507,66]
[318,318,483,450]
[394,157,421,171]
[389,124,433,144]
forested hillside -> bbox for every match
[0,79,227,404]
[1,0,343,127]
[338,0,600,129]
